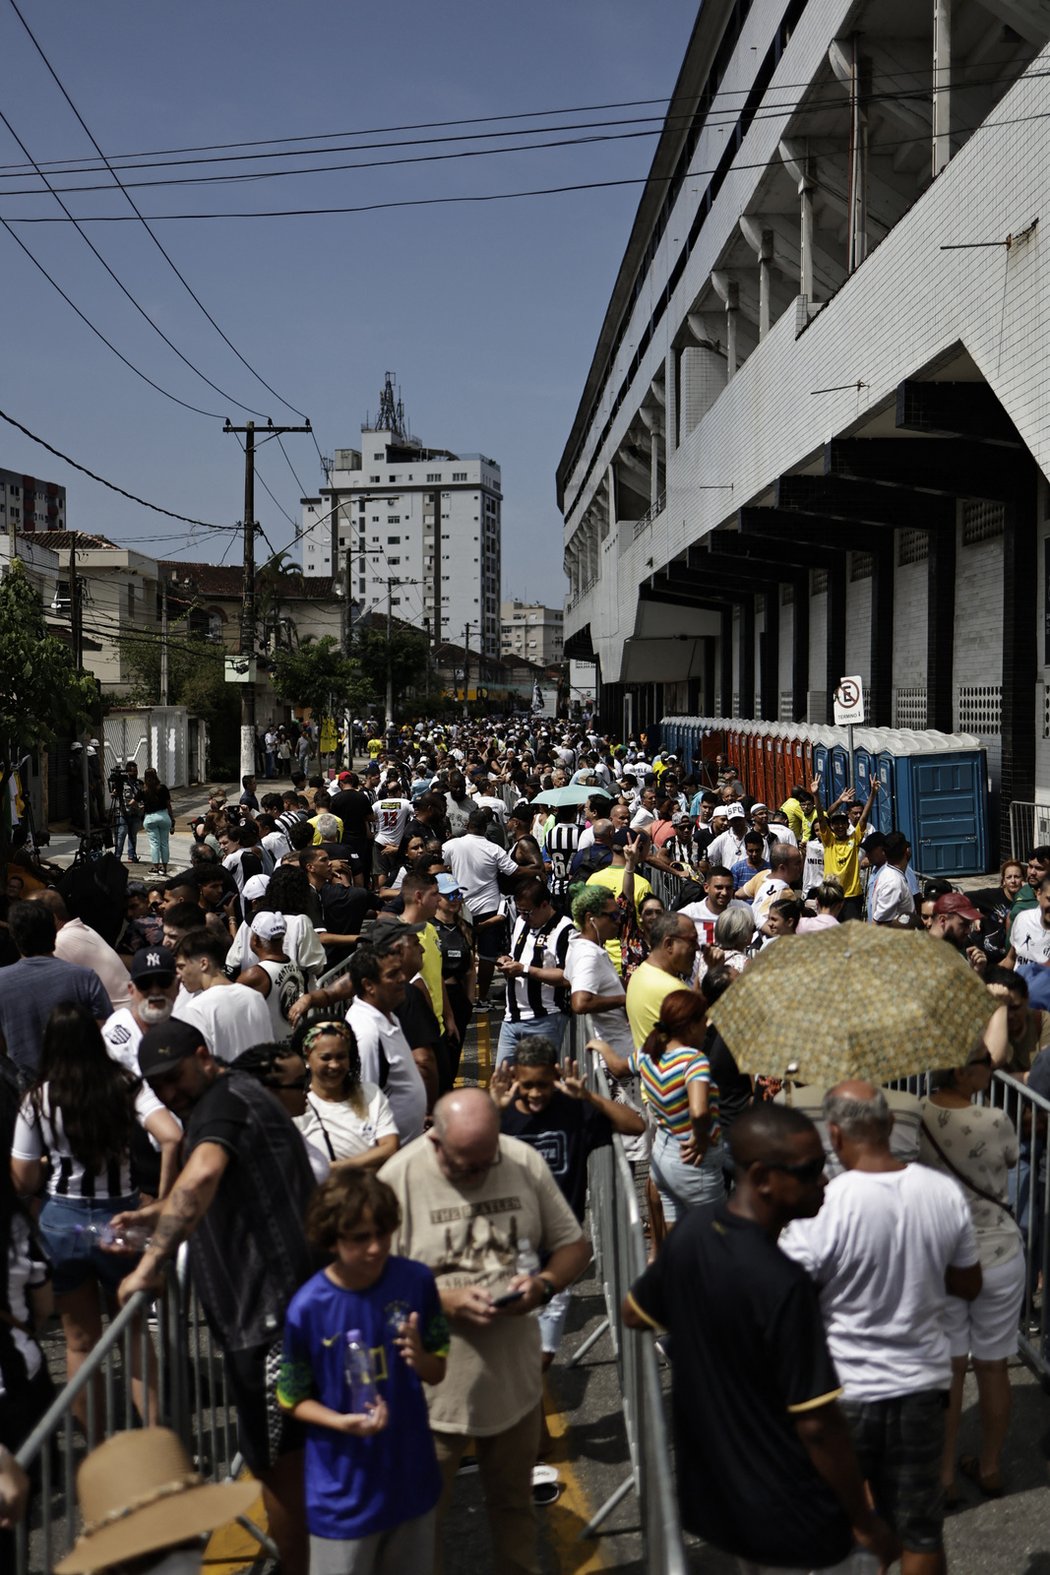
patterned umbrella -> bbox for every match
[705,924,995,1084]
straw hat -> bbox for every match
[54,1428,259,1574]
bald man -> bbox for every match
[380,1089,589,1573]
[29,887,131,1009]
[780,1082,981,1575]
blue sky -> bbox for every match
[0,0,697,603]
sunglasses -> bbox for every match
[767,1157,826,1184]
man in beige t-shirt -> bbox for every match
[380,1090,588,1574]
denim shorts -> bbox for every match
[37,1194,141,1296]
[649,1126,726,1223]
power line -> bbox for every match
[0,54,1030,177]
[7,0,309,422]
[0,101,267,417]
[0,405,241,530]
[0,210,223,418]
[9,103,1041,227]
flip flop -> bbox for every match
[959,1454,1004,1498]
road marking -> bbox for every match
[202,1485,266,1571]
[541,1379,610,1571]
[476,1011,492,1086]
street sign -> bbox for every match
[833,675,865,726]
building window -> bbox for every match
[369,475,381,483]
[452,472,467,481]
[127,585,136,618]
[388,536,400,545]
[426,472,441,482]
[388,516,401,524]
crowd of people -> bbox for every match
[0,714,1044,1574]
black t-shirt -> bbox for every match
[318,882,372,936]
[327,790,373,841]
[703,1027,752,1132]
[319,843,368,880]
[500,1089,611,1222]
[628,1207,852,1568]
[184,1072,316,1351]
[435,919,472,982]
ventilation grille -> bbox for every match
[811,568,828,594]
[957,685,1001,733]
[850,551,873,581]
[962,501,1005,544]
[898,528,929,566]
[894,687,928,728]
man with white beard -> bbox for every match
[103,947,180,1075]
[102,947,183,1199]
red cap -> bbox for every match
[932,892,982,923]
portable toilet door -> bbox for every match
[876,752,896,835]
[813,741,830,799]
[894,749,988,878]
[854,747,876,816]
[801,736,815,792]
[773,732,788,810]
[830,744,850,804]
[761,733,776,807]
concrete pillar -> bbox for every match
[800,174,816,298]
[679,345,727,435]
[649,429,661,506]
[739,218,775,338]
[933,0,951,177]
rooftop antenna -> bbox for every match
[370,371,409,441]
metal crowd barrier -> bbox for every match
[1008,800,1050,861]
[986,1070,1050,1380]
[567,1013,688,1574]
[13,1250,274,1575]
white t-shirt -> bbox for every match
[679,898,749,949]
[373,797,414,849]
[226,912,326,981]
[443,834,518,916]
[751,877,789,923]
[102,1005,143,1075]
[294,1084,398,1161]
[869,865,915,925]
[1010,908,1050,964]
[706,827,748,869]
[563,933,633,1058]
[630,806,656,832]
[780,1165,978,1401]
[178,984,274,1064]
[346,998,427,1142]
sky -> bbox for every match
[0,0,698,607]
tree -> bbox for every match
[270,636,372,719]
[257,548,304,652]
[0,560,97,865]
[352,624,430,711]
[0,562,97,750]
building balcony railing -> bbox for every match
[632,491,666,539]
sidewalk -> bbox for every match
[37,780,239,874]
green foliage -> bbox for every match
[353,624,430,706]
[270,636,372,717]
[0,561,96,750]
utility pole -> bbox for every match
[462,621,474,720]
[68,539,90,835]
[159,578,169,705]
[385,577,397,733]
[224,417,312,779]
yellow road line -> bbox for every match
[541,1378,610,1572]
[476,1011,492,1087]
[202,1486,266,1572]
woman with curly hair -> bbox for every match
[292,1020,400,1169]
[10,1004,181,1422]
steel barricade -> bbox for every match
[985,1070,1050,1381]
[14,1251,274,1574]
[567,1014,688,1573]
[645,863,688,909]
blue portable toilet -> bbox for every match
[893,746,988,877]
[875,751,896,835]
[830,745,850,803]
[854,745,876,814]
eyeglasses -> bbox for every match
[766,1157,826,1184]
[430,1134,502,1179]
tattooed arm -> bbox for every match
[115,1142,229,1306]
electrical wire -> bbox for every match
[0,210,223,419]
[0,102,267,417]
[0,53,1031,178]
[0,405,240,530]
[7,0,309,422]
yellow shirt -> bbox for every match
[780,796,817,844]
[419,922,445,1032]
[817,824,863,897]
[625,960,682,1050]
[586,866,653,974]
[308,813,343,846]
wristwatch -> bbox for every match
[536,1276,557,1305]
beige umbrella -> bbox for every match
[705,924,995,1085]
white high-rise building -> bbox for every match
[298,378,502,658]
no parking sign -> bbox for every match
[833,676,865,727]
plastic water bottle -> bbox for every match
[344,1330,378,1417]
[516,1236,541,1278]
[75,1222,152,1251]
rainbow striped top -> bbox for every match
[627,1046,720,1145]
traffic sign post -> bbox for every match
[833,676,865,788]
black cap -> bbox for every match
[138,1017,207,1081]
[129,946,177,985]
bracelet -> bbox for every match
[536,1276,557,1305]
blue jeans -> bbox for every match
[37,1193,140,1295]
[649,1125,725,1223]
[143,810,171,867]
[496,1013,569,1067]
[114,815,142,860]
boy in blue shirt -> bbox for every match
[278,1171,449,1574]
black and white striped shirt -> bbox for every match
[503,913,574,1022]
[11,1083,161,1200]
[544,824,582,899]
